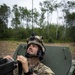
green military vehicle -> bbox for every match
[13,44,75,75]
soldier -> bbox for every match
[4,34,55,75]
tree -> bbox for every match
[39,0,60,37]
[61,0,75,40]
[0,4,10,25]
[62,1,75,41]
[32,8,39,27]
[19,7,31,29]
[65,12,75,41]
[11,5,20,29]
[0,4,10,39]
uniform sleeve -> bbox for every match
[32,71,54,75]
[39,65,55,75]
[13,68,18,75]
[43,69,55,75]
[32,67,55,75]
[31,62,55,75]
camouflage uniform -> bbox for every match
[14,62,54,75]
[32,62,54,75]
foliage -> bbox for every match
[48,37,54,43]
[0,4,10,39]
[0,4,10,25]
[11,5,21,29]
[65,12,75,42]
[0,0,75,42]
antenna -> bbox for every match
[32,0,33,33]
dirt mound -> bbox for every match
[0,41,25,57]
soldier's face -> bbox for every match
[27,44,39,56]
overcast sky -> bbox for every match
[0,0,70,27]
[0,0,46,10]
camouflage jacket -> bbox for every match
[14,62,54,75]
[32,62,55,75]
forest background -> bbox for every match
[0,0,75,42]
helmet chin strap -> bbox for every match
[25,53,38,58]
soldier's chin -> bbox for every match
[25,53,37,58]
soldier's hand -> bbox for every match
[17,55,29,73]
[3,55,14,60]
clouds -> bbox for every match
[0,0,31,9]
[0,0,45,10]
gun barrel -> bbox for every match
[0,58,17,75]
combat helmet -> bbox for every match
[25,33,46,60]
